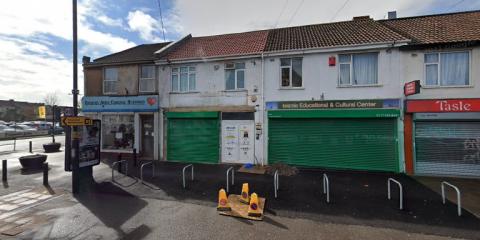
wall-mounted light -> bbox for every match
[214,65,220,70]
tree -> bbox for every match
[43,92,60,107]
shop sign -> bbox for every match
[404,80,420,96]
[82,95,159,112]
[406,99,480,113]
[266,99,400,110]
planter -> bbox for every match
[19,154,47,169]
[43,142,61,153]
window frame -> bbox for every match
[337,52,379,87]
[103,67,118,95]
[423,51,471,88]
[171,66,196,93]
[225,62,246,90]
[100,113,135,153]
[279,57,303,89]
[139,65,156,93]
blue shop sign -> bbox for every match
[82,95,159,112]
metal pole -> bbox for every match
[72,0,80,194]
[43,162,49,185]
[29,141,33,153]
[2,160,6,182]
[52,105,56,143]
[133,148,137,167]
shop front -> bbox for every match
[405,99,480,177]
[81,95,160,160]
[266,99,402,172]
[165,110,256,164]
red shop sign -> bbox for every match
[404,80,420,96]
[406,99,480,113]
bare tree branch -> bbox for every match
[43,92,60,106]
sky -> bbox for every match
[0,0,479,106]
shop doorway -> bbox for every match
[141,115,154,159]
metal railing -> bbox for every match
[322,173,330,203]
[226,166,235,193]
[441,181,462,216]
[112,160,127,182]
[274,170,279,198]
[182,164,194,189]
[387,178,403,210]
[140,161,155,184]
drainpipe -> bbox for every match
[261,52,265,166]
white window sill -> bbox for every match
[222,89,247,92]
[422,85,473,89]
[337,84,382,88]
[103,92,118,95]
[279,87,305,90]
[170,91,200,94]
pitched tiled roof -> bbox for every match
[265,17,409,52]
[164,30,269,60]
[89,42,171,65]
[381,10,480,45]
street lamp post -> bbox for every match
[72,0,80,194]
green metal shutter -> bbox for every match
[415,121,480,177]
[268,118,398,172]
[167,113,219,164]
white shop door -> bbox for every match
[222,120,254,164]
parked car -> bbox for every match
[48,125,64,135]
[0,125,18,138]
[10,124,37,136]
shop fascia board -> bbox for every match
[268,109,401,118]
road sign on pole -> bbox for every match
[61,116,93,126]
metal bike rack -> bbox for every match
[387,178,403,210]
[441,181,462,216]
[226,166,235,193]
[112,160,127,182]
[322,174,330,203]
[182,164,194,189]
[140,161,155,184]
[274,170,279,198]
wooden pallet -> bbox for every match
[218,194,266,221]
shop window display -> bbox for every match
[102,114,134,150]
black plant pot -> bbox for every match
[19,154,47,169]
[43,142,61,153]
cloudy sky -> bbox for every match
[0,0,479,106]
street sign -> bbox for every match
[61,116,93,126]
[38,106,46,119]
[404,80,421,96]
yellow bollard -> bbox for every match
[240,183,249,204]
[217,189,231,211]
[248,193,262,217]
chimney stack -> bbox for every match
[82,56,91,64]
[388,11,397,19]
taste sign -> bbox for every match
[406,99,480,113]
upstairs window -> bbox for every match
[172,66,196,92]
[139,65,156,93]
[425,52,470,86]
[280,58,302,88]
[339,53,378,86]
[225,62,245,90]
[103,67,118,94]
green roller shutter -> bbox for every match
[415,121,480,177]
[167,112,219,163]
[268,117,399,172]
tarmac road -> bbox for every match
[0,135,65,153]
